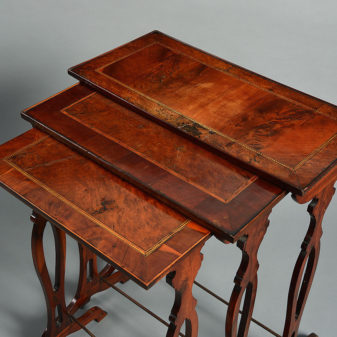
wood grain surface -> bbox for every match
[0,129,210,288]
[68,30,337,195]
[22,84,285,242]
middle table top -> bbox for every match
[22,84,284,242]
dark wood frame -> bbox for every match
[30,211,206,337]
[67,30,337,196]
[225,211,271,337]
[283,177,336,337]
[1,130,334,337]
[2,30,337,337]
[29,198,279,337]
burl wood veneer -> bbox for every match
[68,30,337,195]
[7,31,336,337]
[0,128,210,288]
[22,84,285,242]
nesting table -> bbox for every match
[1,31,336,337]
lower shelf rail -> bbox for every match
[65,277,282,337]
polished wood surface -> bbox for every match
[31,212,110,337]
[226,210,270,337]
[283,182,336,337]
[7,135,189,256]
[3,30,336,337]
[68,30,337,195]
[0,129,210,288]
[22,84,285,242]
[31,210,205,337]
[166,246,204,337]
[23,84,256,205]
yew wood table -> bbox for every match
[0,128,283,337]
[1,31,336,337]
[0,129,212,336]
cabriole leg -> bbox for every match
[166,244,204,337]
[67,243,129,315]
[31,211,72,336]
[31,211,110,336]
[283,182,335,337]
[225,212,270,337]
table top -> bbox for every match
[69,30,337,195]
[22,84,285,242]
[0,129,210,288]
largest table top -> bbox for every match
[67,31,337,195]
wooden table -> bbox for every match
[2,31,336,337]
[0,129,213,336]
[0,128,281,337]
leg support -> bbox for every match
[225,212,270,337]
[67,243,129,315]
[31,211,128,336]
[283,182,335,337]
[166,244,205,337]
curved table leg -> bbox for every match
[31,212,108,336]
[225,212,270,337]
[67,243,129,315]
[166,244,204,337]
[283,182,335,337]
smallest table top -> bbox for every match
[69,30,337,195]
[0,129,210,288]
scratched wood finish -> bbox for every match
[7,135,190,256]
[0,129,210,288]
[68,30,337,195]
[22,84,285,242]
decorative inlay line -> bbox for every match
[155,42,337,120]
[22,83,79,112]
[7,135,49,159]
[95,40,337,120]
[4,148,190,256]
[293,133,337,171]
[94,42,336,172]
[61,93,258,205]
[96,72,292,171]
[1,178,204,286]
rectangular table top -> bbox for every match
[0,129,210,288]
[68,31,337,195]
[22,84,285,242]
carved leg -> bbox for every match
[67,243,129,315]
[225,212,270,337]
[166,245,204,337]
[283,182,335,337]
[31,212,107,337]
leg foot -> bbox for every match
[62,306,107,336]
